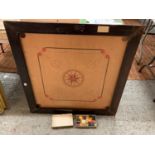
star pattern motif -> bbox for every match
[63,70,83,87]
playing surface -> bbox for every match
[20,33,127,109]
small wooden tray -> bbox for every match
[51,113,73,128]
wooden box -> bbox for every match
[4,20,143,115]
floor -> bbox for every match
[0,73,155,134]
[129,35,155,80]
[0,44,16,73]
[0,21,154,134]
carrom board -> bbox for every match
[4,21,143,115]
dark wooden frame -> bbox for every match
[4,21,143,115]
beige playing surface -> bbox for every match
[20,33,127,109]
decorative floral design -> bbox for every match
[63,70,84,87]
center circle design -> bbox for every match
[63,69,84,87]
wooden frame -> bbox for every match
[4,21,143,115]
